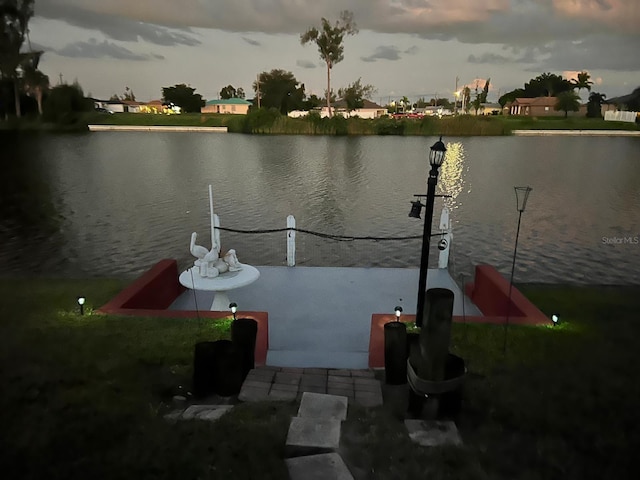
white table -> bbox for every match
[179,264,260,311]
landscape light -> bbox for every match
[77,296,86,315]
[551,314,559,325]
[229,302,238,321]
[394,306,403,321]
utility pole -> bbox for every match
[58,73,64,85]
[256,74,261,108]
[454,76,459,115]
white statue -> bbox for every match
[224,249,242,272]
[188,186,243,278]
[189,232,242,278]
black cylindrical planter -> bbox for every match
[231,318,258,381]
[211,340,244,396]
[193,341,217,398]
[384,321,407,385]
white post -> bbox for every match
[213,214,221,253]
[438,207,452,269]
[208,184,215,250]
[287,215,296,267]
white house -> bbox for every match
[320,99,387,119]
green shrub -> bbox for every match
[375,117,405,135]
[43,85,93,125]
[245,107,281,133]
[328,114,348,135]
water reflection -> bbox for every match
[439,141,465,203]
[0,133,638,285]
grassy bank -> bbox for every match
[3,110,638,135]
[1,279,638,479]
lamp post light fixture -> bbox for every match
[394,306,403,322]
[503,186,533,354]
[551,314,559,325]
[77,296,86,315]
[229,302,238,321]
[413,137,447,328]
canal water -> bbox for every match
[1,132,639,285]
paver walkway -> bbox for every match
[238,367,383,407]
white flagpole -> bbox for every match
[208,184,214,250]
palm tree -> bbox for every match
[555,91,581,118]
[0,0,34,118]
[571,71,593,98]
[587,91,606,118]
[22,63,48,115]
[301,11,357,118]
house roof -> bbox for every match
[511,97,558,106]
[205,98,252,106]
[332,98,385,110]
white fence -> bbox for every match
[604,111,638,123]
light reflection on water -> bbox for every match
[0,132,639,286]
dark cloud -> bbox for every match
[594,0,613,11]
[242,36,261,46]
[33,0,639,74]
[537,34,640,72]
[404,45,418,55]
[36,1,200,47]
[296,59,316,69]
[468,47,539,65]
[55,39,158,61]
[361,45,401,62]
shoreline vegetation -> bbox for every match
[2,110,639,135]
[1,279,638,479]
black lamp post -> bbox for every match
[413,137,447,328]
[229,302,238,321]
[503,186,532,354]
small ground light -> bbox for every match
[551,314,559,325]
[229,302,237,321]
[77,296,86,315]
[394,306,403,321]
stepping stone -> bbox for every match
[195,405,234,421]
[404,420,463,447]
[285,417,342,456]
[298,392,348,420]
[163,409,184,422]
[286,453,354,480]
[163,405,234,422]
[183,405,234,421]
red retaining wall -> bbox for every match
[368,265,550,367]
[465,264,548,324]
[97,259,268,366]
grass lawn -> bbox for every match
[1,280,638,479]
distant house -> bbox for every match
[103,100,126,113]
[507,97,586,117]
[122,100,145,113]
[320,99,387,119]
[202,98,252,114]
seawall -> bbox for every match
[513,129,640,136]
[88,125,228,132]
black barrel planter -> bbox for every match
[211,340,244,396]
[231,318,258,381]
[384,321,408,385]
[193,341,217,398]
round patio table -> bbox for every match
[179,264,260,311]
